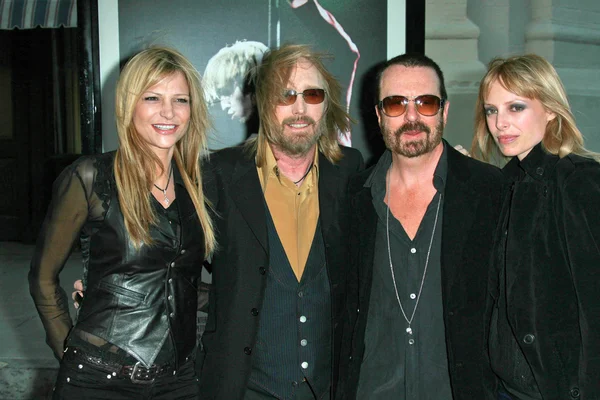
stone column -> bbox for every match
[425,0,486,147]
[526,0,600,149]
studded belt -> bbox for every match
[64,347,175,384]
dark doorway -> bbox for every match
[0,27,81,242]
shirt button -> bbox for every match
[251,308,259,316]
[409,293,416,299]
[523,334,535,344]
[300,339,307,346]
[536,167,544,176]
[167,295,173,301]
[180,249,186,254]
[299,316,307,323]
[170,262,175,267]
[410,248,416,254]
[292,381,298,387]
[168,278,173,284]
[244,347,252,355]
[169,312,175,318]
[301,362,308,369]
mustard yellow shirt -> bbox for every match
[257,143,320,281]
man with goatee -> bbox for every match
[337,54,501,399]
[199,44,363,399]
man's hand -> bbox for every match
[72,280,84,309]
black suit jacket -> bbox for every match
[337,143,503,399]
[199,145,364,399]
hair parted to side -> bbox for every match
[114,45,216,255]
[376,53,448,103]
[248,44,350,166]
[471,53,600,163]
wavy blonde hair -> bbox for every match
[471,54,600,163]
[114,46,215,255]
[247,44,350,165]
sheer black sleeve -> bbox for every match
[28,158,92,360]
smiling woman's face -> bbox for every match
[133,71,190,158]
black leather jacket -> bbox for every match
[29,152,205,368]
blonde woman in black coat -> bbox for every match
[472,54,600,400]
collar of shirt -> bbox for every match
[502,142,558,183]
[365,140,449,200]
[257,140,320,192]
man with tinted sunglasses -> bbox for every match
[199,44,364,399]
[337,53,503,399]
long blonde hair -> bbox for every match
[114,46,215,256]
[471,54,600,163]
[248,44,350,165]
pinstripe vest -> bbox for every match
[247,211,332,399]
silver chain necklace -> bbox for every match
[385,169,442,335]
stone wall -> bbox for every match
[426,0,600,151]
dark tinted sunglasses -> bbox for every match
[279,89,326,106]
[379,95,444,117]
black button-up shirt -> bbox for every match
[357,144,452,399]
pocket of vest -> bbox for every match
[96,281,147,304]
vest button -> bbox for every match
[570,387,580,398]
[259,267,266,275]
[299,315,307,323]
[251,308,259,316]
[298,291,304,298]
[292,381,298,387]
[301,361,308,369]
[244,347,252,355]
[300,339,307,346]
[523,334,535,344]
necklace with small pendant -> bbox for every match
[153,165,173,205]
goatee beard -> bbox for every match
[273,116,324,157]
[383,119,444,158]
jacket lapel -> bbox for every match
[318,152,340,238]
[441,146,478,276]
[230,156,269,252]
[352,183,378,299]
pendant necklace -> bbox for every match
[385,168,441,336]
[153,165,173,205]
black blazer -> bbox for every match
[198,145,364,399]
[338,143,503,399]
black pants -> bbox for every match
[52,347,199,400]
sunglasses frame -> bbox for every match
[378,94,445,117]
[279,89,327,106]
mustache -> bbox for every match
[282,116,317,125]
[396,121,431,135]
